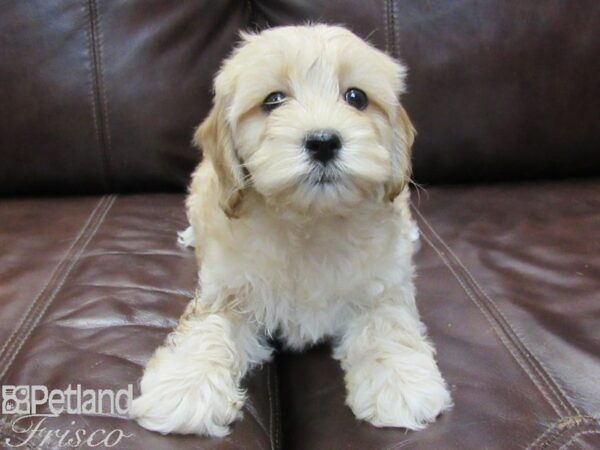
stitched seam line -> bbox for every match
[559,430,600,450]
[421,217,578,416]
[83,0,105,190]
[267,364,280,450]
[527,416,600,449]
[242,398,270,443]
[245,0,254,29]
[415,215,562,416]
[0,196,116,382]
[388,0,396,56]
[0,196,107,367]
[383,0,389,53]
[534,425,600,450]
[413,205,578,417]
[267,364,274,450]
[390,0,399,58]
[384,0,392,55]
[94,0,113,186]
[86,0,113,191]
[272,362,280,450]
[415,207,578,415]
[0,195,116,381]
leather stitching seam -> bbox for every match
[0,195,116,382]
[384,0,395,57]
[383,0,390,54]
[93,0,113,186]
[86,0,114,190]
[414,205,579,417]
[390,0,399,58]
[536,425,600,450]
[272,362,280,450]
[559,430,600,450]
[266,365,273,450]
[83,0,104,190]
[527,415,600,449]
[414,208,563,416]
[267,363,281,450]
[0,196,107,370]
[429,223,578,416]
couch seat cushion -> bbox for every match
[0,194,279,450]
[279,180,600,450]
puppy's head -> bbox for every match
[195,25,414,217]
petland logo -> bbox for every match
[2,384,134,447]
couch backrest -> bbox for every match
[1,0,599,195]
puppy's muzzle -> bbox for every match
[304,129,342,165]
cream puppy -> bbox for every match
[131,24,451,437]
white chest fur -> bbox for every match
[196,199,418,349]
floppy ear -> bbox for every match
[386,103,416,202]
[193,98,246,218]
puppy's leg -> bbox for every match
[334,289,452,430]
[130,298,271,436]
[177,225,195,248]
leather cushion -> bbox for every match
[2,1,598,194]
[0,194,279,449]
[279,180,600,449]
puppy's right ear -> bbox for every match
[193,98,246,218]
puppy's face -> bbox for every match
[196,25,414,216]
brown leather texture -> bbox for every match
[0,0,246,195]
[0,195,279,449]
[2,1,599,195]
[1,184,598,449]
[280,181,600,449]
[1,1,599,449]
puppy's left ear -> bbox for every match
[386,102,416,202]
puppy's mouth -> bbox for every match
[307,164,342,186]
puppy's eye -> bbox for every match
[262,92,287,112]
[344,88,368,111]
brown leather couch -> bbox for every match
[1,1,599,449]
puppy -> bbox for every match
[131,24,451,437]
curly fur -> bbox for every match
[131,24,451,436]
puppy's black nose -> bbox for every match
[304,130,342,164]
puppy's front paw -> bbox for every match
[345,355,452,430]
[130,352,244,437]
